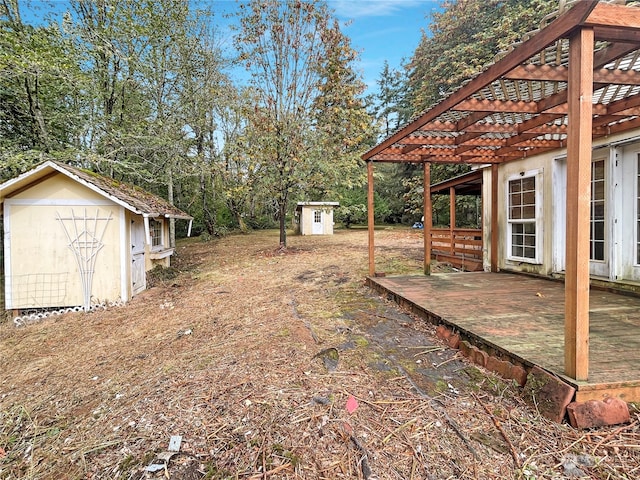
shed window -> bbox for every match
[314,210,322,223]
[151,219,163,248]
[507,172,541,263]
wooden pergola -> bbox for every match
[362,1,640,382]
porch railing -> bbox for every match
[430,227,483,271]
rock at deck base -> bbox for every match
[524,366,576,423]
[567,397,630,429]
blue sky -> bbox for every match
[22,0,440,95]
[329,0,440,92]
[212,0,440,93]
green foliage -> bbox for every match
[407,0,558,112]
[1,0,376,244]
[402,163,478,226]
[369,60,413,140]
[371,0,558,225]
[234,0,373,246]
[0,3,88,162]
[333,187,392,227]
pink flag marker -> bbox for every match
[346,395,359,414]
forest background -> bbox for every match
[0,0,560,246]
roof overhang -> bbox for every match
[362,1,640,166]
[0,160,192,220]
[430,169,483,195]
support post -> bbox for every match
[449,186,456,255]
[423,162,432,275]
[491,164,499,273]
[565,27,593,381]
[367,160,375,276]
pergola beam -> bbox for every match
[362,0,600,160]
[505,64,640,86]
[453,99,539,113]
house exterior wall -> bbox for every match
[483,127,640,288]
[3,174,125,309]
[299,205,336,235]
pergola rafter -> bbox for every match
[362,0,640,382]
[364,2,640,167]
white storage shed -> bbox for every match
[295,202,339,235]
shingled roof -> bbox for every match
[0,160,192,220]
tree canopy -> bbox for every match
[407,0,558,113]
[0,0,566,239]
[234,0,372,246]
[385,0,560,227]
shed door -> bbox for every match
[131,216,146,295]
[312,210,323,234]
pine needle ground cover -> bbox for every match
[1,229,638,479]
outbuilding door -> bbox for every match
[312,210,323,234]
[131,216,146,295]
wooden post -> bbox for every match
[565,27,593,381]
[449,186,456,255]
[367,160,375,276]
[491,164,499,273]
[424,162,432,275]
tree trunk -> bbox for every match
[200,171,215,235]
[279,200,287,247]
[24,76,50,151]
[167,164,176,248]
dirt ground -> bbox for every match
[1,228,639,479]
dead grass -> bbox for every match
[0,228,639,479]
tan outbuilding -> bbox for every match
[294,202,339,235]
[0,161,192,314]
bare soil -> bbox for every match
[1,228,639,479]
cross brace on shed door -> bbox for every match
[57,209,113,310]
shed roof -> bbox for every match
[362,0,640,165]
[296,202,340,207]
[0,160,192,220]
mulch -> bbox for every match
[0,228,638,479]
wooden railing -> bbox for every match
[430,227,483,271]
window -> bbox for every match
[590,159,605,262]
[151,219,163,248]
[507,172,540,262]
[313,210,322,223]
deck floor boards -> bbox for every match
[368,272,640,401]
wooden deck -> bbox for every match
[367,272,640,402]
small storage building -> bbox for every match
[0,160,192,313]
[295,202,338,235]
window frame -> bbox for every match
[506,169,543,264]
[590,157,607,263]
[150,218,164,250]
[635,152,640,266]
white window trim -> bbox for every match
[506,168,543,264]
[150,218,165,251]
[635,151,640,267]
[590,156,608,265]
